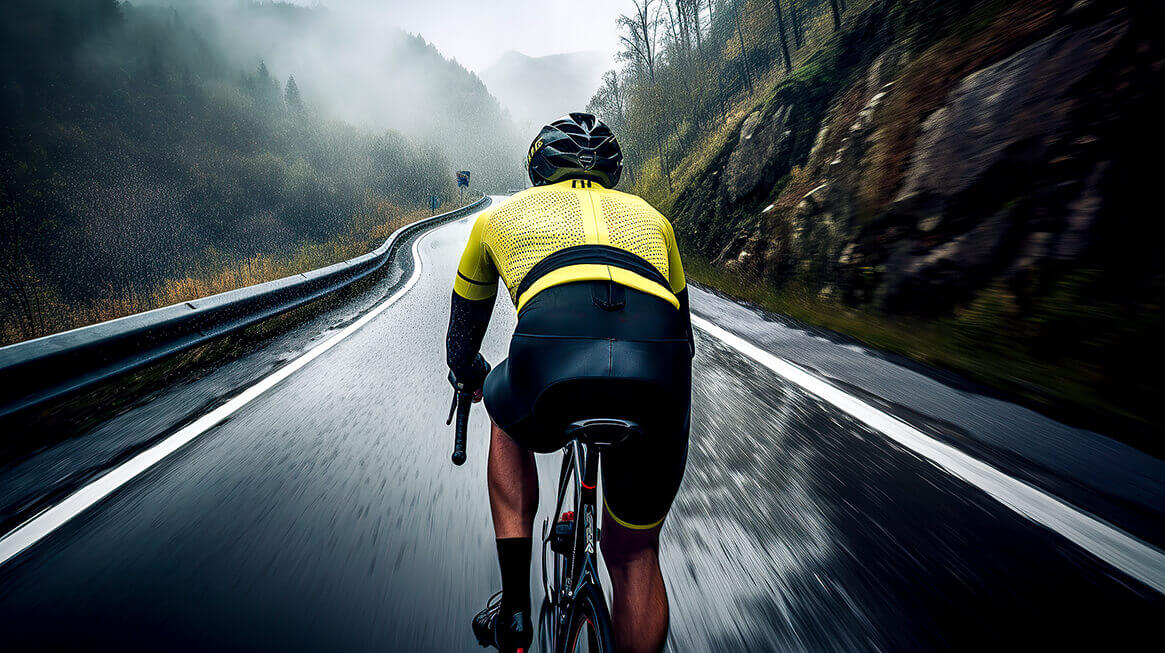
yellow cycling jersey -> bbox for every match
[453,179,687,312]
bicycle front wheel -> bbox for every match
[563,584,616,653]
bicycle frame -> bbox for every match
[445,397,626,651]
[541,438,603,646]
[445,400,629,647]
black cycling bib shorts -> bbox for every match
[484,280,691,530]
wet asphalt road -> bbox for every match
[0,208,1161,650]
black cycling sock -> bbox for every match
[496,537,532,616]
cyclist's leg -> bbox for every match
[487,418,538,633]
[487,419,538,538]
[601,519,668,653]
[600,405,689,653]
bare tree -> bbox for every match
[690,0,702,50]
[770,0,792,72]
[601,0,856,191]
[788,0,804,49]
[730,0,753,95]
[618,1,673,190]
[665,0,690,56]
[663,0,698,118]
[588,70,628,131]
[618,0,660,82]
[596,69,639,185]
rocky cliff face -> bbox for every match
[872,13,1127,313]
[689,0,1145,308]
[668,0,1163,435]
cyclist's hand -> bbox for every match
[468,354,491,393]
[449,353,491,396]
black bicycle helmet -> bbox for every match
[527,112,623,188]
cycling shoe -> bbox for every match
[472,591,533,651]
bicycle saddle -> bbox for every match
[564,418,641,448]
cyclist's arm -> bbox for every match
[664,219,695,357]
[446,213,499,385]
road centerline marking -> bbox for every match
[692,314,1165,595]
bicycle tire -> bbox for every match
[563,583,616,653]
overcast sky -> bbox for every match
[289,0,626,72]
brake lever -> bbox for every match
[446,387,458,425]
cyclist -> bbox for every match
[446,113,694,653]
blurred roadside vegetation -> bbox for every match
[1,1,455,346]
[591,0,1163,443]
[1,197,431,347]
[687,257,1162,453]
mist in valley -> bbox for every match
[1,0,599,344]
[138,0,530,188]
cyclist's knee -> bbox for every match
[489,421,533,460]
[600,516,661,570]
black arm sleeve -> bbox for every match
[446,291,496,386]
[676,287,694,358]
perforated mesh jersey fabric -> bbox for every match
[456,180,682,306]
[483,189,586,298]
[600,195,671,276]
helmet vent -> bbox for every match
[528,112,623,188]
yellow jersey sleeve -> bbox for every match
[664,218,687,294]
[453,212,499,301]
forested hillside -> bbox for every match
[192,1,525,190]
[589,0,1162,440]
[0,1,509,345]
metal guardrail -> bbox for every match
[0,195,490,419]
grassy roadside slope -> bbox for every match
[636,0,1162,449]
[1,199,431,347]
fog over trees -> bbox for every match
[189,0,525,188]
[0,0,524,343]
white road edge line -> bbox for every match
[0,229,440,569]
[692,315,1165,595]
[3,212,1160,597]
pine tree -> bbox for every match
[253,60,281,108]
[285,75,303,112]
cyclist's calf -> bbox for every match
[600,516,669,653]
[487,421,539,539]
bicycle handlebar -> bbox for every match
[451,389,472,465]
[446,359,489,467]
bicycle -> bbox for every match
[448,377,629,652]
